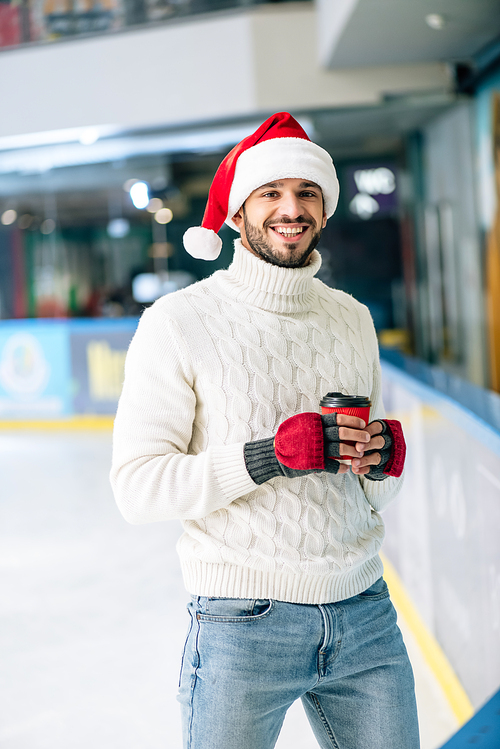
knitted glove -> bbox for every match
[244,412,346,485]
[363,419,406,481]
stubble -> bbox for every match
[242,208,322,269]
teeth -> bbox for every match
[274,227,304,236]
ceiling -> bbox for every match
[0,0,498,225]
[322,0,500,69]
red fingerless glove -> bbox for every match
[243,412,331,484]
[382,419,406,477]
[274,412,325,470]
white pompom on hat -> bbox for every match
[183,112,340,261]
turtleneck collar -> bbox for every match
[214,239,322,314]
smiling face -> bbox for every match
[231,178,327,268]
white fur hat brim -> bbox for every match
[225,137,339,231]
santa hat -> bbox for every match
[183,112,340,260]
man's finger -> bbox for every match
[366,420,383,436]
[355,435,385,453]
[352,453,382,471]
[327,443,365,459]
[338,427,370,443]
[335,413,366,429]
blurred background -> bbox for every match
[1,1,500,748]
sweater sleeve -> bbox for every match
[356,304,405,511]
[110,303,256,524]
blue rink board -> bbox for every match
[439,690,500,748]
[0,317,139,417]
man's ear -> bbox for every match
[322,211,327,229]
[232,208,244,229]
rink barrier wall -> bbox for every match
[0,317,138,419]
[380,350,500,718]
[0,415,115,429]
[381,553,473,725]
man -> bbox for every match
[111,112,419,749]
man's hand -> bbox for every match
[323,414,386,476]
[244,412,405,485]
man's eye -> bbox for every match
[300,191,317,198]
[262,192,279,198]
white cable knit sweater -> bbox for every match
[111,239,403,604]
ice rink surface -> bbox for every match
[1,430,458,748]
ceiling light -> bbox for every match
[123,178,139,192]
[349,193,380,220]
[18,213,33,229]
[425,13,446,30]
[155,207,173,224]
[129,181,150,209]
[132,273,162,303]
[147,198,164,213]
[107,218,130,238]
[1,209,17,225]
[40,218,56,234]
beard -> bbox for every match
[241,209,323,269]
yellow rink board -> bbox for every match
[0,416,115,430]
[382,554,474,726]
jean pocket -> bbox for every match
[196,597,274,623]
[357,577,390,601]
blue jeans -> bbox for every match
[178,578,419,749]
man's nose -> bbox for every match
[277,192,303,218]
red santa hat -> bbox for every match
[183,112,340,260]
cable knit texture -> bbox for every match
[110,239,404,604]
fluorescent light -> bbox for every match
[0,125,121,152]
[79,127,100,146]
[0,119,314,175]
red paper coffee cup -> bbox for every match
[320,392,371,461]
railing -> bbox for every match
[0,0,310,51]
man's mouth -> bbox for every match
[270,225,308,240]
